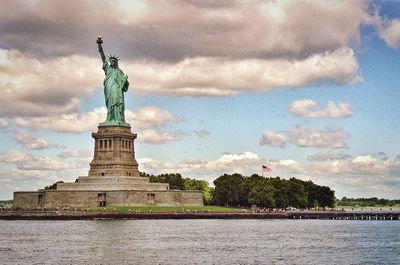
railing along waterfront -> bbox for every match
[288,210,400,220]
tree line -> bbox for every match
[141,172,213,204]
[143,172,335,208]
[337,197,400,207]
[0,200,13,207]
[212,173,335,208]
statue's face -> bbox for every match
[110,58,118,68]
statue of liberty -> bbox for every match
[96,36,130,127]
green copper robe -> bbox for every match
[100,60,130,127]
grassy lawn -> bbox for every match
[88,205,244,213]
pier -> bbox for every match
[288,210,400,220]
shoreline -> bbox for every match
[0,211,287,220]
[1,210,399,220]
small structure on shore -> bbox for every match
[13,37,203,209]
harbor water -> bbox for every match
[0,219,399,264]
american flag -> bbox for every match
[262,164,272,173]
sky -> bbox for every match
[0,0,400,200]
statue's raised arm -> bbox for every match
[97,36,106,63]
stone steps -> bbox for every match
[56,182,169,191]
[76,176,150,184]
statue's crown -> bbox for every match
[108,54,120,61]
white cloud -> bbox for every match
[269,159,304,175]
[0,150,70,170]
[6,105,185,144]
[15,131,52,150]
[0,49,101,117]
[137,157,178,172]
[17,157,71,171]
[0,169,65,199]
[139,151,264,182]
[0,0,369,102]
[288,99,353,118]
[131,48,361,97]
[259,131,287,148]
[0,164,91,200]
[138,129,183,144]
[9,106,182,133]
[127,106,182,129]
[260,125,350,149]
[57,149,91,159]
[0,118,10,128]
[0,150,32,163]
[0,0,371,62]
[0,0,367,125]
[13,108,105,133]
[208,152,260,169]
[57,149,92,171]
[308,151,352,161]
[353,155,376,164]
[378,19,400,50]
[305,154,400,198]
[289,124,350,148]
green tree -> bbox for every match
[239,174,265,206]
[44,181,64,190]
[337,197,396,207]
[316,186,335,207]
[287,178,308,208]
[149,173,185,190]
[269,177,289,208]
[213,173,244,206]
[248,178,275,207]
[183,178,213,205]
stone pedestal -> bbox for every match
[13,125,204,208]
[88,126,140,177]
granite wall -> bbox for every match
[14,189,203,209]
[13,192,41,209]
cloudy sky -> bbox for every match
[1,0,400,200]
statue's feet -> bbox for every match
[99,120,130,127]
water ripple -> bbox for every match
[0,220,399,265]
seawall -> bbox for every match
[1,210,399,220]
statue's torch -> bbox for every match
[97,36,105,62]
[96,36,103,44]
